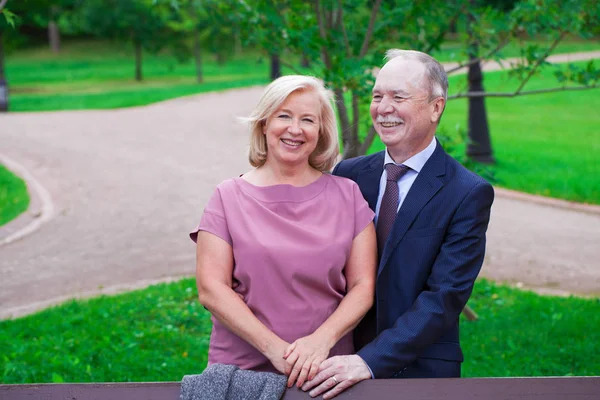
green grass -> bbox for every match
[366,61,600,204]
[6,39,598,111]
[0,280,211,383]
[0,164,29,225]
[5,40,280,111]
[462,280,600,377]
[0,278,597,384]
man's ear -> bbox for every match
[431,97,445,124]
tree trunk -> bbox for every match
[234,25,242,55]
[216,51,226,65]
[48,6,61,53]
[134,40,143,81]
[270,52,281,81]
[301,54,310,68]
[193,30,203,84]
[465,10,494,164]
[0,30,8,112]
[48,22,60,53]
[0,30,5,81]
[334,88,355,159]
[466,59,494,164]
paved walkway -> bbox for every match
[1,52,599,319]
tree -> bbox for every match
[161,0,247,83]
[79,0,173,81]
[241,0,599,161]
[159,0,210,83]
[240,0,392,158]
[0,0,14,112]
[241,0,477,158]
[446,0,600,162]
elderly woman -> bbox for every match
[190,75,376,388]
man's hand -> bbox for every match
[301,355,371,399]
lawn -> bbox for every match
[5,39,599,111]
[0,278,597,384]
[5,40,279,111]
[0,164,29,226]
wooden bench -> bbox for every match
[1,376,599,399]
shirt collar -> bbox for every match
[384,137,437,173]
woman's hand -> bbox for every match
[264,338,292,375]
[283,332,334,388]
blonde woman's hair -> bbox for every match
[245,75,339,172]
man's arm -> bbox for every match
[303,180,494,397]
[359,180,494,378]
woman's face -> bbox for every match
[263,90,321,169]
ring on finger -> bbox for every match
[331,376,338,385]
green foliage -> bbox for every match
[0,164,30,226]
[554,60,600,86]
[155,0,249,84]
[230,0,600,159]
[1,278,597,383]
[1,8,17,27]
[238,0,391,157]
[79,0,171,51]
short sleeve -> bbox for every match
[189,187,233,245]
[352,182,375,238]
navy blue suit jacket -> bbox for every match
[333,141,494,379]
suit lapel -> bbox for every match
[378,142,448,277]
[356,152,384,212]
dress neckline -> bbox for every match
[233,174,329,203]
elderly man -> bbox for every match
[303,49,494,398]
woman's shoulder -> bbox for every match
[214,177,240,190]
[324,173,360,190]
[207,177,245,203]
[322,173,362,198]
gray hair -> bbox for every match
[243,75,339,172]
[384,49,448,103]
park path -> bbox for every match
[1,51,599,319]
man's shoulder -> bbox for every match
[333,152,384,179]
[443,153,494,197]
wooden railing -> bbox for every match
[1,376,599,399]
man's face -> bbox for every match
[370,58,443,157]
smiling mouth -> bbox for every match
[380,122,403,128]
[281,138,304,147]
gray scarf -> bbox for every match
[180,364,287,400]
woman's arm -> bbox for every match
[284,222,377,387]
[196,231,290,373]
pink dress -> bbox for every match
[190,173,374,373]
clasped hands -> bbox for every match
[267,334,371,399]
